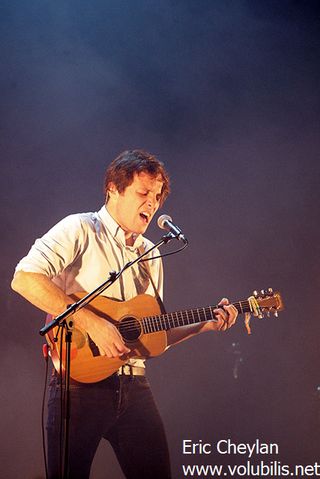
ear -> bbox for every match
[107,182,119,201]
[108,183,118,196]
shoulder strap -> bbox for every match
[139,260,167,315]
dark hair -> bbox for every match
[104,149,170,206]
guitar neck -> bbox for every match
[141,300,251,334]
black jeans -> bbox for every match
[47,374,171,479]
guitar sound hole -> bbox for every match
[119,316,142,342]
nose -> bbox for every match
[146,193,156,210]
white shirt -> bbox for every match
[16,205,163,298]
[15,205,164,368]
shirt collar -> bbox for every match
[97,205,144,250]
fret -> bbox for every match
[165,314,171,330]
[149,316,155,332]
[200,307,207,322]
[145,318,150,333]
[142,318,146,334]
[195,308,201,324]
[181,310,188,326]
[149,316,154,332]
[143,318,147,333]
[150,316,157,333]
[184,310,192,325]
[141,318,147,334]
[154,316,160,332]
[240,300,249,314]
[169,314,174,329]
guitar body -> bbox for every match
[46,293,167,383]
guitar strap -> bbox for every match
[139,258,167,315]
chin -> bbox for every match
[139,224,149,235]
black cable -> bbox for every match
[41,345,49,479]
[57,326,64,479]
[140,238,189,261]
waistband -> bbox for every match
[117,364,145,376]
[51,364,146,385]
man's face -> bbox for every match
[107,171,164,242]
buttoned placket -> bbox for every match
[111,231,143,301]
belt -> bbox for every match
[117,364,146,376]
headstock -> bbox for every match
[251,288,284,318]
[242,288,283,334]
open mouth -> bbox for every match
[139,212,150,224]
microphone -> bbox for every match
[157,215,188,243]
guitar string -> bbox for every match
[116,301,252,333]
[104,301,252,334]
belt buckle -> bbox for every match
[119,364,133,376]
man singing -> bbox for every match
[11,149,238,478]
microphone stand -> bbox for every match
[39,231,177,479]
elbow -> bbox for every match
[11,270,26,294]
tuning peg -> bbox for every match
[267,287,273,294]
[274,311,278,318]
[253,290,258,297]
[260,289,266,297]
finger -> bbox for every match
[104,343,126,358]
[215,302,238,328]
[98,341,129,358]
[106,324,130,353]
[214,307,228,322]
[218,318,228,331]
[114,341,130,354]
[98,345,106,356]
[114,328,127,343]
[223,304,238,326]
[218,297,229,306]
[214,308,233,331]
[111,331,130,352]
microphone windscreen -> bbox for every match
[157,214,172,229]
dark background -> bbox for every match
[1,1,319,477]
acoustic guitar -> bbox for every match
[45,288,283,383]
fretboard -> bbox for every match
[141,300,251,334]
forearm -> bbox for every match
[11,271,75,316]
[166,299,238,347]
[166,322,211,347]
[11,270,129,357]
[11,271,91,329]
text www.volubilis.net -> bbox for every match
[182,461,320,477]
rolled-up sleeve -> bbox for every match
[15,214,84,278]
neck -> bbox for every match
[125,234,135,246]
[105,203,137,247]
